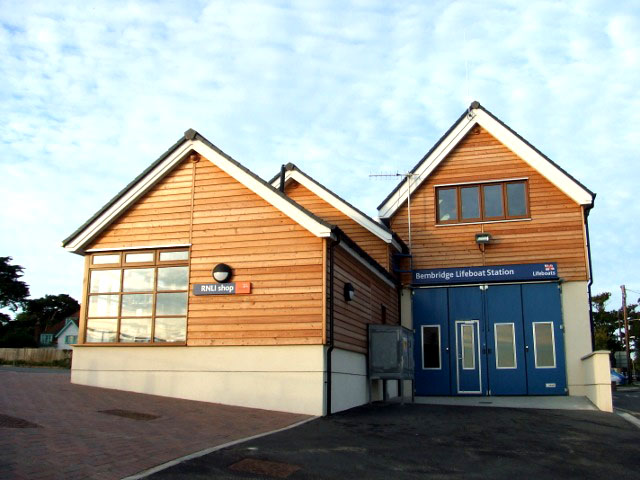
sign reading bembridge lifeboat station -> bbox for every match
[413,263,558,285]
[193,282,252,295]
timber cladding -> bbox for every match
[390,126,589,282]
[285,180,390,269]
[330,245,399,354]
[88,155,324,346]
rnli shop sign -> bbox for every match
[413,263,558,285]
[193,282,252,295]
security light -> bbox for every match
[212,263,233,283]
[344,283,356,302]
[475,233,492,244]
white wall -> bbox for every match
[329,347,400,413]
[329,348,368,413]
[400,287,414,398]
[560,281,594,396]
[56,323,79,350]
[72,345,326,415]
[581,350,613,412]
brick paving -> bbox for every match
[0,367,310,480]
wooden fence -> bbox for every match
[0,348,72,366]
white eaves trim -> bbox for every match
[272,169,402,251]
[378,107,594,219]
[338,242,395,288]
[86,243,192,253]
[64,140,333,253]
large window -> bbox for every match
[85,249,189,344]
[436,180,529,224]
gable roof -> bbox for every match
[55,318,79,339]
[269,163,406,252]
[377,101,596,219]
[62,130,336,253]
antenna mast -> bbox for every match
[370,172,417,266]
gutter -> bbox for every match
[326,235,340,416]
[584,198,596,350]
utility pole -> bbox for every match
[621,285,633,383]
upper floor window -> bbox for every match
[85,249,189,345]
[436,180,529,224]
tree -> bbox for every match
[0,256,30,311]
[15,294,79,329]
[591,292,623,352]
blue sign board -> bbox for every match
[193,282,252,295]
[413,263,558,285]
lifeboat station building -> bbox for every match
[63,102,612,415]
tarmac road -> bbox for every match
[613,387,640,419]
[150,402,640,480]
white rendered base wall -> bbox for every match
[329,348,399,414]
[560,281,597,397]
[72,345,326,415]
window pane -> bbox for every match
[461,186,480,219]
[92,254,119,265]
[422,326,441,369]
[156,292,188,316]
[88,295,120,317]
[121,294,153,316]
[123,268,155,292]
[483,184,504,218]
[507,182,527,217]
[437,188,457,222]
[534,322,556,367]
[158,267,189,290]
[495,323,516,368]
[90,269,121,293]
[154,317,186,343]
[125,252,154,263]
[86,318,117,343]
[119,318,151,343]
[159,251,189,261]
[462,325,475,369]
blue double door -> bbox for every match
[414,283,566,396]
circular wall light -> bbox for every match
[212,263,233,283]
[344,282,355,302]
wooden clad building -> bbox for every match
[64,130,401,415]
[64,102,611,415]
[378,102,609,410]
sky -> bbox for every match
[1,0,639,313]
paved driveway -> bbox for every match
[152,402,640,479]
[0,367,310,480]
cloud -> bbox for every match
[0,0,638,307]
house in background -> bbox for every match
[55,314,79,350]
[39,311,79,350]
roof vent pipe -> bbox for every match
[279,164,286,193]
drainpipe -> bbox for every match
[279,165,286,193]
[584,202,596,351]
[326,233,341,416]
